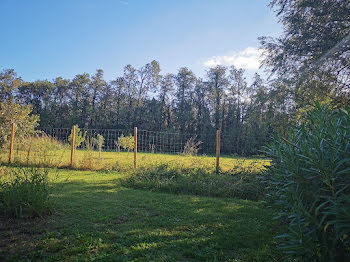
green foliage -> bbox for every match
[263,103,350,261]
[68,125,86,148]
[2,64,285,155]
[260,0,350,108]
[0,167,54,218]
[118,134,134,154]
[122,161,265,201]
[0,101,39,148]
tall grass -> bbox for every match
[13,134,68,167]
[0,167,54,218]
[122,159,266,200]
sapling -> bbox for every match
[92,134,104,161]
[118,134,134,157]
[68,125,86,148]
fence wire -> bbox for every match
[35,127,270,155]
[0,126,271,169]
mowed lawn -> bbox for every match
[0,169,282,262]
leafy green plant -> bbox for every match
[68,125,86,148]
[118,134,134,157]
[263,103,350,261]
[0,167,54,218]
[0,101,39,149]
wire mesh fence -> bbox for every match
[0,125,272,170]
[36,127,270,155]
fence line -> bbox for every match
[34,126,270,155]
[1,124,272,170]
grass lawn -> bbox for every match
[0,169,282,262]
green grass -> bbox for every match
[122,162,266,200]
[0,144,269,172]
[0,135,269,177]
[0,168,283,262]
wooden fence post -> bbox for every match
[70,125,76,167]
[9,123,15,164]
[216,130,220,171]
[134,127,137,169]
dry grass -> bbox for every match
[0,136,269,172]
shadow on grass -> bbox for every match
[1,178,283,262]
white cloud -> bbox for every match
[203,47,263,70]
[119,0,129,5]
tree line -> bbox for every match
[0,64,288,154]
[1,0,349,155]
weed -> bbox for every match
[122,160,265,200]
[0,167,54,218]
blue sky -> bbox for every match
[0,0,281,82]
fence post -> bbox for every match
[9,123,15,164]
[216,130,220,171]
[134,127,137,169]
[70,125,76,167]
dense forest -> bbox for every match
[0,65,287,135]
[1,0,349,154]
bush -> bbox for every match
[0,101,39,148]
[121,161,265,200]
[0,167,54,218]
[263,103,350,261]
[118,134,134,156]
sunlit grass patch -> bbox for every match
[0,169,282,261]
[0,145,269,172]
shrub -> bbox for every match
[263,103,350,261]
[121,161,265,200]
[0,167,54,218]
[0,101,39,148]
[118,134,134,156]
